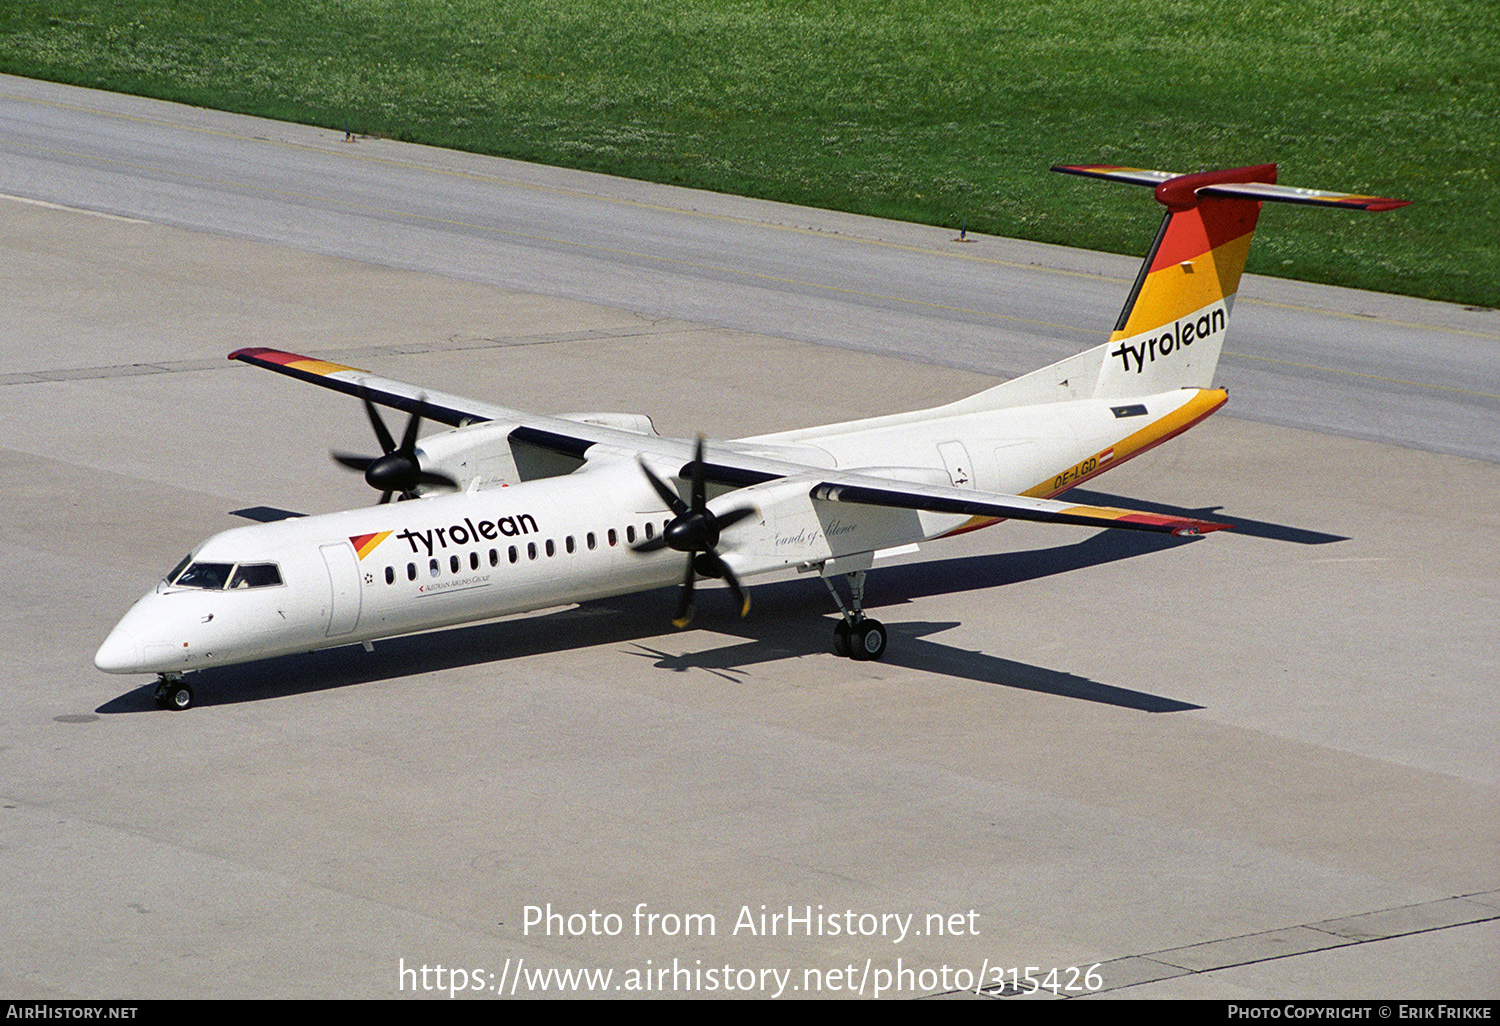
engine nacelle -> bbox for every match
[414,413,659,491]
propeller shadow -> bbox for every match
[97,529,1202,715]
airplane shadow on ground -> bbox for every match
[97,503,1342,717]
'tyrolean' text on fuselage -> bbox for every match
[397,513,539,556]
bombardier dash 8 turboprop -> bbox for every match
[96,164,1407,709]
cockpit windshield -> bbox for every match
[168,560,283,590]
[229,563,283,589]
[165,553,193,585]
[173,562,235,590]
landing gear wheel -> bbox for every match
[833,620,853,658]
[850,619,887,661]
[155,679,194,711]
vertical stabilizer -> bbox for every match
[947,166,1407,414]
[1067,164,1273,399]
[1051,164,1408,401]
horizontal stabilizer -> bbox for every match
[1052,164,1410,211]
[1052,165,1177,188]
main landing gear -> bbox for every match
[822,570,887,661]
[154,673,194,711]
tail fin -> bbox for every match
[1052,164,1410,400]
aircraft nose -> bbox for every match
[94,627,143,674]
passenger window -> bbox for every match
[408,562,417,581]
[509,546,518,564]
[450,555,460,574]
[608,529,618,547]
[546,539,556,557]
[429,559,440,578]
[565,536,575,554]
[587,532,596,550]
[626,525,636,544]
[385,566,395,585]
[644,522,654,540]
[527,542,537,560]
[470,552,479,571]
[489,548,499,567]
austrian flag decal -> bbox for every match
[350,531,392,560]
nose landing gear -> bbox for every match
[154,674,194,711]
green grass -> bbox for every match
[2,0,1495,306]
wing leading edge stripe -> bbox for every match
[228,347,486,428]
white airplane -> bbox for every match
[95,163,1407,709]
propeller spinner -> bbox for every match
[633,437,757,627]
[331,392,458,503]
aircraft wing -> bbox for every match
[230,347,1228,536]
[809,471,1230,537]
[231,347,821,486]
[229,345,681,458]
[230,348,517,427]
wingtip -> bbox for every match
[1173,519,1233,537]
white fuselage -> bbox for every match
[95,385,1216,677]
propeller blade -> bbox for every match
[361,393,396,455]
[331,452,375,472]
[696,550,750,619]
[690,434,707,511]
[638,458,689,517]
[399,401,423,455]
[714,505,758,531]
[672,559,697,628]
[331,391,456,503]
[416,469,459,490]
[633,436,753,626]
[721,563,750,619]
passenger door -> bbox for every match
[319,542,363,637]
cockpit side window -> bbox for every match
[165,554,194,585]
[229,563,283,589]
[173,562,235,590]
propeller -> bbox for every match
[331,391,458,503]
[633,436,757,627]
